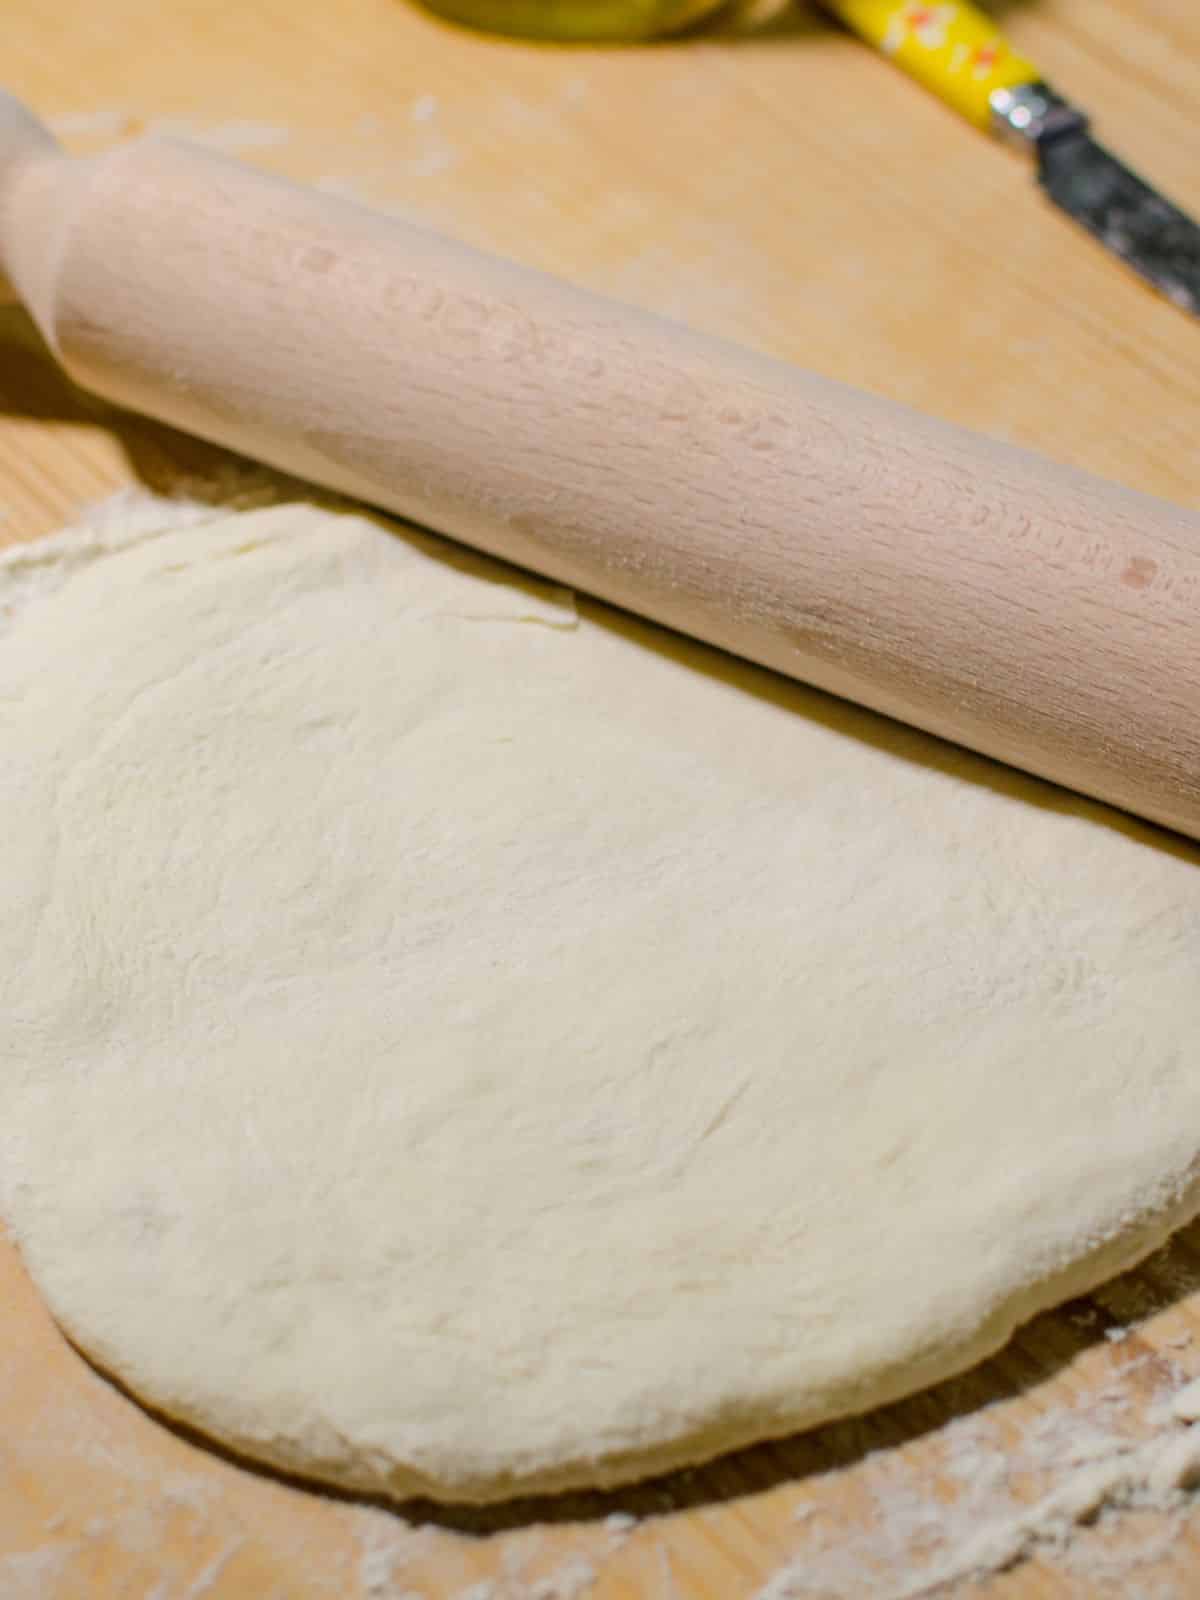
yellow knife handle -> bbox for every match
[827,0,1040,131]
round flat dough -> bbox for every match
[3,503,1200,1504]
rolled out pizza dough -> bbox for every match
[3,501,1200,1504]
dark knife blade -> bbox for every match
[1037,131,1200,316]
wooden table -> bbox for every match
[3,2,1200,1595]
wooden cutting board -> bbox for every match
[3,2,1200,1595]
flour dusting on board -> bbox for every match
[758,1348,1200,1599]
[354,1518,434,1596]
[48,111,290,151]
[0,1547,70,1600]
[47,103,462,190]
[47,109,134,139]
[143,117,291,151]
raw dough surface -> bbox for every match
[3,503,1200,1504]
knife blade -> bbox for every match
[1036,127,1200,316]
[826,1,1200,320]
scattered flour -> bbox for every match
[142,117,290,151]
[47,110,289,152]
[528,1556,597,1599]
[350,1512,437,1599]
[603,1511,638,1545]
[441,1547,598,1600]
[0,1547,71,1600]
[181,1541,243,1598]
[356,1523,414,1596]
[1170,1376,1200,1422]
[407,140,457,179]
[47,108,133,138]
[758,1385,1200,1600]
[314,175,367,199]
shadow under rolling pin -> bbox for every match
[2,89,1199,841]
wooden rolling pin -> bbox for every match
[3,90,1199,839]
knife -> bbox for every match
[825,0,1200,317]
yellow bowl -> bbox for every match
[415,0,726,42]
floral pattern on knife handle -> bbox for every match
[827,1,1040,128]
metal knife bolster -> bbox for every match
[988,80,1088,149]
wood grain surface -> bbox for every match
[3,1,1200,1595]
